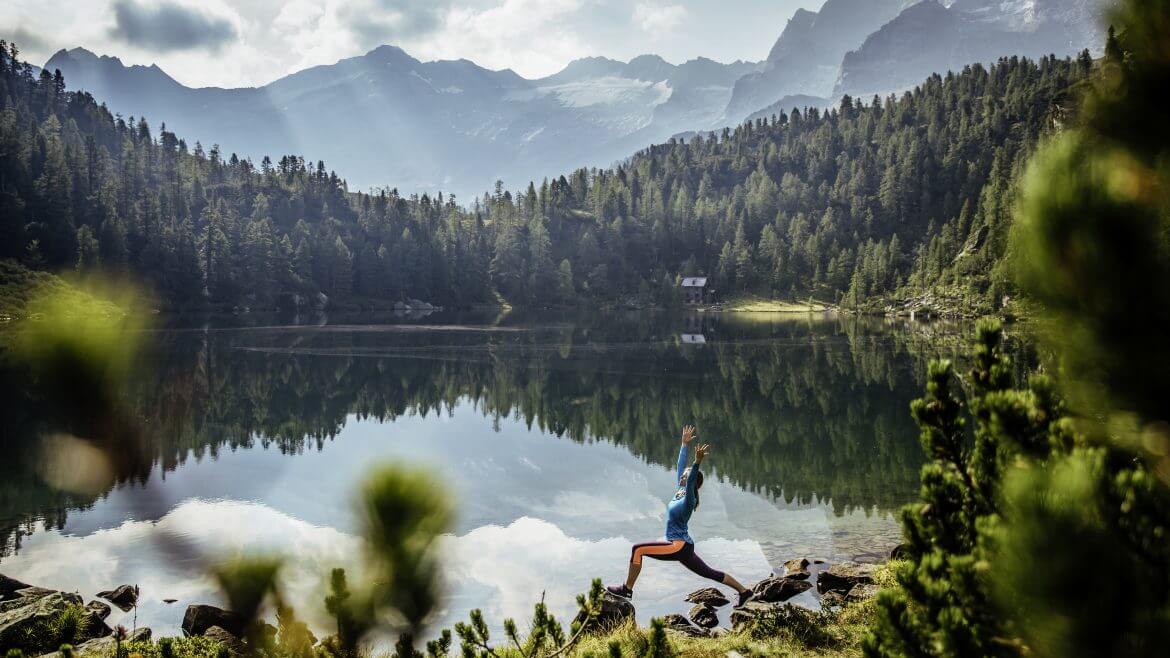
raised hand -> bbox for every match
[695,443,712,463]
[681,425,698,445]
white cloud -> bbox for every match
[633,3,688,33]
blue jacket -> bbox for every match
[665,444,700,543]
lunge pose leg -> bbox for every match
[608,425,754,606]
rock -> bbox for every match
[163,599,178,604]
[97,584,138,611]
[128,627,153,643]
[820,591,846,608]
[890,543,912,560]
[0,590,110,650]
[845,583,879,603]
[314,292,329,310]
[684,587,730,607]
[86,600,111,620]
[783,558,810,572]
[730,601,820,631]
[393,301,407,310]
[752,576,812,603]
[688,603,719,629]
[0,574,31,601]
[204,625,247,656]
[182,604,246,637]
[42,635,118,657]
[816,562,877,595]
[573,592,634,632]
[661,613,707,637]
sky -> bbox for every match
[1,0,823,88]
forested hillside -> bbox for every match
[0,38,1092,310]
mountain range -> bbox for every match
[43,0,1107,198]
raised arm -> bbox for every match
[677,425,697,480]
[683,443,710,506]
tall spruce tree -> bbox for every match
[867,2,1170,656]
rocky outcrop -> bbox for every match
[182,604,246,637]
[753,575,812,603]
[97,584,138,611]
[0,586,111,652]
[684,587,729,607]
[128,627,153,642]
[204,625,248,655]
[1,575,32,601]
[85,600,111,620]
[687,603,719,629]
[574,592,634,633]
[845,583,879,602]
[730,601,820,631]
[816,562,877,595]
[782,558,811,580]
[661,613,707,637]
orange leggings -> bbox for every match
[630,540,725,582]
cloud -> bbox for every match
[632,3,688,33]
[109,0,240,53]
[340,0,447,50]
[1,26,51,54]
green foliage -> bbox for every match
[0,40,1087,310]
[870,5,1170,657]
[865,321,1068,657]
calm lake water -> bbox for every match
[1,310,969,640]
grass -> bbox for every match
[722,295,833,313]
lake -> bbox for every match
[0,310,967,641]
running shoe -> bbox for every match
[736,589,755,607]
[606,584,633,599]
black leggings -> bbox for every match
[630,540,725,582]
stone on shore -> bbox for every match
[661,613,707,637]
[752,575,812,603]
[97,584,139,611]
[182,603,246,637]
[687,603,719,629]
[0,574,32,601]
[782,558,811,579]
[684,587,730,607]
[845,582,879,602]
[128,627,153,642]
[816,562,877,595]
[0,589,110,651]
[204,625,248,655]
[86,600,112,620]
[730,601,820,631]
[573,592,634,632]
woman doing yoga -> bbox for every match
[607,425,754,607]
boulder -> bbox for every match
[684,587,730,607]
[752,576,812,603]
[782,558,811,578]
[845,583,879,603]
[820,591,846,608]
[42,635,118,657]
[816,562,877,595]
[97,584,138,611]
[128,627,153,643]
[661,613,707,637]
[0,574,32,601]
[687,603,719,629]
[0,590,110,650]
[86,600,112,620]
[730,601,819,631]
[573,592,634,632]
[182,604,246,637]
[204,625,248,656]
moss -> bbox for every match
[0,260,126,323]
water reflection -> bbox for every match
[1,311,970,637]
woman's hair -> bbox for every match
[693,469,705,509]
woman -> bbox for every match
[607,425,754,607]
